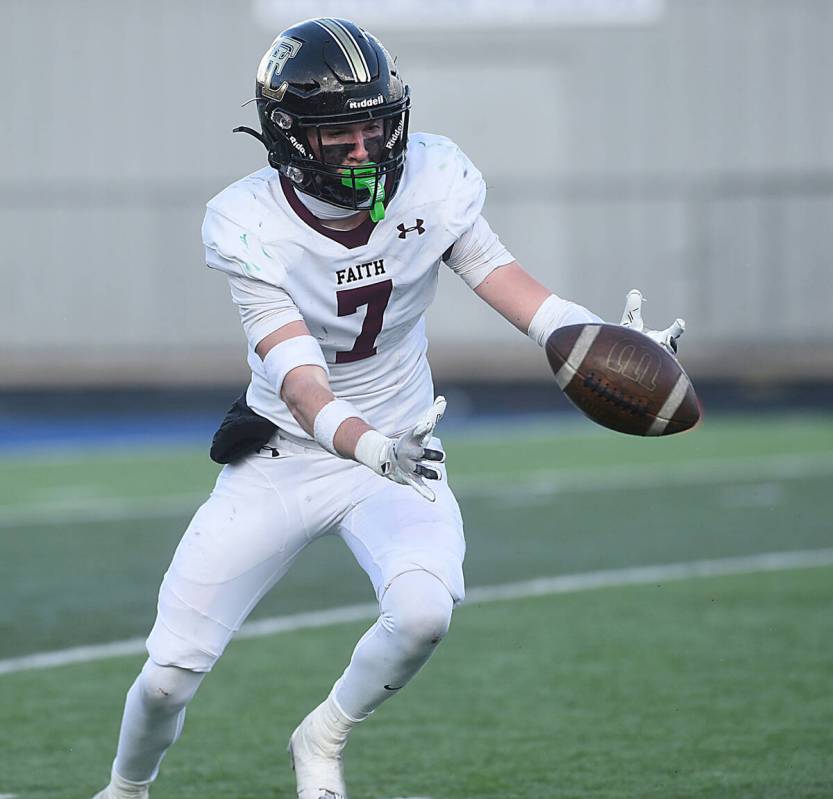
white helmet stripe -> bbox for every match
[329,18,371,82]
[313,19,356,81]
[314,18,370,83]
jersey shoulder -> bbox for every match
[202,167,292,281]
[399,132,487,239]
[205,166,278,231]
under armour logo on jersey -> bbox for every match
[397,219,425,238]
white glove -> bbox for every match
[620,289,686,354]
[353,396,447,501]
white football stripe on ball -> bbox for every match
[646,373,691,436]
[554,325,601,389]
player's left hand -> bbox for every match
[620,288,686,354]
[354,397,447,502]
[384,396,447,501]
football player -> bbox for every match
[93,17,683,799]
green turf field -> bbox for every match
[1,414,832,798]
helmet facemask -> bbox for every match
[262,101,409,221]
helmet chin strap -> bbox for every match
[232,125,267,146]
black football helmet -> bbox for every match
[235,18,410,220]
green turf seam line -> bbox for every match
[2,548,832,677]
[3,450,833,528]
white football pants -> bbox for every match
[111,437,465,783]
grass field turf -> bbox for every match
[1,568,831,798]
[1,413,832,797]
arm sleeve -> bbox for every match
[443,214,515,289]
[226,273,304,351]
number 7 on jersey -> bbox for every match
[335,279,394,364]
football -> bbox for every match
[545,323,701,436]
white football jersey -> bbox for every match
[202,133,491,440]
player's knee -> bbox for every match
[397,601,452,653]
[137,660,204,715]
[385,571,454,654]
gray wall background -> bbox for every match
[2,0,831,387]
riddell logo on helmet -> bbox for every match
[346,95,385,110]
[385,119,404,150]
[287,135,309,157]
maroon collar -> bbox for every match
[279,175,377,249]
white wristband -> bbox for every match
[263,335,329,393]
[313,399,365,455]
[353,429,389,474]
[527,294,603,347]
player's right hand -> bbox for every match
[620,288,686,354]
[355,396,447,501]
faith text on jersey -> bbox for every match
[336,259,386,285]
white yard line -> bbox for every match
[2,451,833,528]
[0,492,207,528]
[456,450,833,500]
[2,548,832,677]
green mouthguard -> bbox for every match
[341,164,386,222]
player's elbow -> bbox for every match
[280,366,315,407]
[280,365,332,429]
